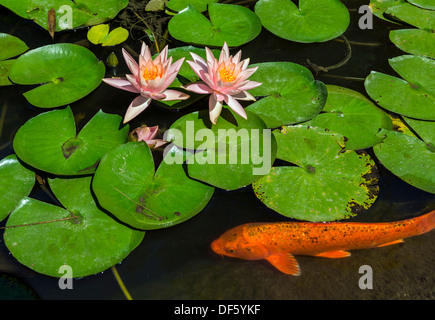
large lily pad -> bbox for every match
[92,142,214,230]
[385,2,435,31]
[0,33,28,86]
[407,0,435,10]
[364,55,435,120]
[252,125,379,222]
[0,0,129,31]
[246,62,327,128]
[390,29,435,59]
[303,85,392,150]
[167,107,277,190]
[13,107,129,176]
[0,155,35,222]
[403,117,435,146]
[3,176,145,278]
[369,0,405,23]
[168,3,262,47]
[254,0,350,43]
[374,129,435,194]
[166,0,218,12]
[9,43,105,108]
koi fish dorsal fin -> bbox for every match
[265,254,301,276]
[377,239,404,247]
[314,250,351,258]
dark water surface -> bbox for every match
[1,0,435,300]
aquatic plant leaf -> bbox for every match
[254,0,349,43]
[92,142,214,230]
[3,176,145,278]
[167,107,277,190]
[9,43,105,108]
[166,0,218,12]
[252,125,379,222]
[374,130,435,194]
[369,0,406,23]
[246,62,327,128]
[0,33,28,61]
[153,46,219,109]
[0,155,35,222]
[407,0,435,10]
[402,117,435,146]
[364,55,435,120]
[168,4,261,47]
[87,24,129,46]
[0,0,129,31]
[303,85,392,150]
[0,33,28,86]
[390,29,435,59]
[13,106,129,175]
[385,3,435,31]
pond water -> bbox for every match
[1,0,435,300]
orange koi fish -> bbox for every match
[211,209,435,276]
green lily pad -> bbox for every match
[252,125,379,222]
[167,107,277,190]
[407,0,435,10]
[254,0,350,43]
[374,130,435,194]
[87,24,129,46]
[168,3,262,47]
[0,155,35,222]
[303,85,392,150]
[364,55,435,120]
[0,0,129,31]
[13,106,129,176]
[385,2,435,31]
[246,62,327,128]
[166,0,218,12]
[369,0,405,23]
[0,33,28,86]
[9,43,105,108]
[390,29,435,59]
[403,117,435,146]
[153,46,219,109]
[3,176,145,278]
[92,142,214,230]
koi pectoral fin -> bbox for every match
[377,239,404,247]
[265,254,301,276]
[313,250,351,258]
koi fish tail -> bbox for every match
[415,209,435,235]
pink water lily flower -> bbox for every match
[184,42,262,124]
[130,125,167,149]
[103,43,190,123]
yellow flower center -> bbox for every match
[142,64,163,81]
[219,66,237,83]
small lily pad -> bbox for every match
[87,24,129,46]
[0,33,28,86]
[385,2,435,31]
[407,0,435,10]
[168,3,262,47]
[92,142,214,230]
[374,129,435,194]
[364,55,435,120]
[0,155,35,222]
[369,0,405,23]
[13,106,129,176]
[252,125,379,222]
[254,0,350,43]
[166,0,218,12]
[3,176,145,278]
[246,62,327,128]
[9,43,105,108]
[303,85,392,150]
[390,29,435,59]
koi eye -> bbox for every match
[226,249,235,254]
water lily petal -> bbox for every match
[162,89,190,101]
[184,82,214,95]
[155,45,169,65]
[141,42,152,61]
[122,48,139,76]
[224,94,247,120]
[209,94,223,124]
[232,90,256,101]
[103,78,140,93]
[219,42,230,64]
[124,96,152,123]
[234,80,262,91]
[238,66,259,81]
[163,57,185,88]
[147,139,167,149]
[190,52,207,67]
